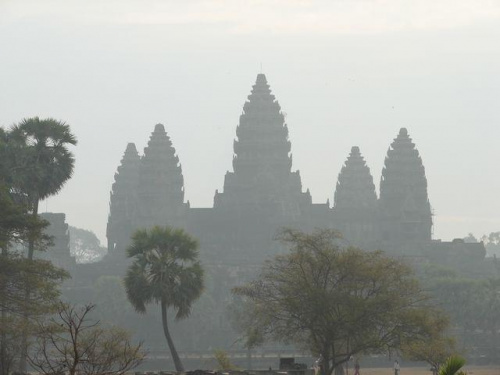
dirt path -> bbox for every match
[359,367,499,375]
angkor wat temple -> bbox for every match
[105,73,484,269]
[40,74,493,363]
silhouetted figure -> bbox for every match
[394,360,400,375]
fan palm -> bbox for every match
[124,226,204,372]
[8,117,77,259]
[5,118,76,372]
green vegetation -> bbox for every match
[69,226,107,263]
[124,226,204,372]
[233,229,451,375]
[0,118,77,374]
[420,264,500,359]
[438,355,467,375]
[213,349,240,371]
[0,255,68,375]
[7,117,77,260]
[401,311,457,371]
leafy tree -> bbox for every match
[0,184,52,257]
[401,311,457,372]
[29,303,145,375]
[234,229,447,375]
[124,226,204,372]
[0,255,68,375]
[69,226,107,263]
[3,118,76,371]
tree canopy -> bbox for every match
[69,226,107,263]
[124,226,204,372]
[233,229,449,375]
[0,118,77,373]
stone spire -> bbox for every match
[379,128,432,242]
[107,143,141,253]
[334,146,377,210]
[214,74,311,214]
[333,146,377,245]
[136,124,186,228]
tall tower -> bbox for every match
[136,124,187,229]
[379,128,432,243]
[333,146,378,246]
[209,74,312,262]
[107,143,140,253]
[214,73,311,217]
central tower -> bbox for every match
[207,74,313,262]
[214,74,311,217]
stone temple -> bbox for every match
[105,73,484,268]
[40,73,489,360]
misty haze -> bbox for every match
[1,1,500,374]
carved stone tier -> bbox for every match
[333,146,378,246]
[379,128,432,242]
[214,74,311,215]
[106,143,140,253]
[335,146,377,211]
[137,124,186,229]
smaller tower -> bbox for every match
[136,124,187,229]
[333,146,377,246]
[379,128,432,243]
[107,143,140,253]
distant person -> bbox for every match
[314,354,323,375]
[354,362,360,375]
[394,360,400,375]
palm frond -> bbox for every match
[439,355,466,375]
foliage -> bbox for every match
[0,254,68,374]
[213,349,240,371]
[438,355,466,375]
[0,184,51,254]
[481,232,500,257]
[464,231,500,257]
[421,263,500,356]
[0,118,76,372]
[69,226,107,263]
[0,255,68,316]
[7,117,77,206]
[401,310,456,369]
[0,314,25,375]
[233,228,447,375]
[4,117,77,260]
[124,226,204,372]
[29,303,145,375]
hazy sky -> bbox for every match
[2,0,500,244]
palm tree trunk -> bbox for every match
[161,300,184,372]
[19,197,39,372]
[0,249,6,375]
[27,197,39,260]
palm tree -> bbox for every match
[438,356,466,375]
[124,226,204,372]
[8,117,77,259]
[6,117,76,372]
